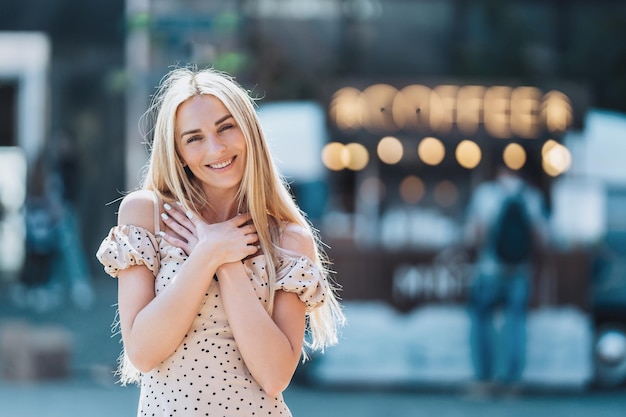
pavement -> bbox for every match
[0,274,598,416]
[4,378,626,417]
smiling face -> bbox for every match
[175,94,247,204]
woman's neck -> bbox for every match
[202,195,240,223]
[199,183,245,222]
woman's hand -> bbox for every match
[160,203,258,263]
[159,203,198,255]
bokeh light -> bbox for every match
[430,85,458,134]
[542,139,572,176]
[502,143,527,170]
[456,85,485,135]
[330,84,574,142]
[321,142,346,171]
[377,136,403,164]
[510,86,541,138]
[541,90,573,133]
[329,87,364,131]
[392,84,431,131]
[484,86,513,139]
[361,84,399,133]
[344,142,370,171]
[455,139,482,169]
[417,137,445,166]
[399,175,425,204]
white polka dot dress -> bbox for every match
[96,224,328,417]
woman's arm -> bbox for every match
[217,223,315,397]
[116,191,257,372]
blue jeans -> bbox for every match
[468,267,530,383]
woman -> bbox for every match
[96,66,344,416]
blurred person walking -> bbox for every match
[96,66,345,416]
[463,164,549,394]
[16,154,61,311]
[48,130,95,309]
[15,134,95,312]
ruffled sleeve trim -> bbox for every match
[96,224,160,278]
[275,255,327,312]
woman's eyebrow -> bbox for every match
[214,114,233,125]
[180,115,233,138]
[180,128,201,138]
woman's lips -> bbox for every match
[208,157,234,169]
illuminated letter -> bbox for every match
[393,85,432,132]
[457,86,485,135]
[432,85,458,134]
[484,86,512,138]
[511,87,541,138]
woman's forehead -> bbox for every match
[176,95,230,125]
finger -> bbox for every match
[176,201,195,221]
[245,242,261,257]
[164,203,196,232]
[161,212,194,241]
[250,241,262,256]
[231,212,252,226]
[245,232,259,245]
[240,224,256,235]
[176,204,202,226]
[158,231,191,255]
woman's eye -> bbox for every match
[186,135,202,144]
[218,124,234,133]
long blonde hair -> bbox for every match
[142,65,344,352]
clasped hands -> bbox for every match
[159,202,260,264]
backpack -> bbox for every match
[492,190,533,264]
[25,198,58,255]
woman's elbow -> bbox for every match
[258,367,297,398]
[133,360,156,375]
[259,350,302,397]
[126,347,159,374]
[260,379,290,399]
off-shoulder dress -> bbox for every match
[96,197,328,417]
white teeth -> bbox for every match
[209,158,233,169]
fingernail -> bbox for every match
[164,203,172,210]
[176,201,183,206]
[158,231,166,237]
[161,213,169,220]
[186,211,193,219]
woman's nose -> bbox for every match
[207,135,226,154]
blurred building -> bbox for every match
[0,1,126,281]
[120,3,626,386]
[2,0,624,299]
[1,0,626,384]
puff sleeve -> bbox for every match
[276,256,327,312]
[96,225,160,278]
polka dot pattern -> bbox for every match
[96,225,160,278]
[97,224,329,416]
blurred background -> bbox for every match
[1,0,626,415]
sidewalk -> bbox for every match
[0,379,140,417]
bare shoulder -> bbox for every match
[279,223,316,260]
[117,190,158,233]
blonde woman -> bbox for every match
[96,66,344,416]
